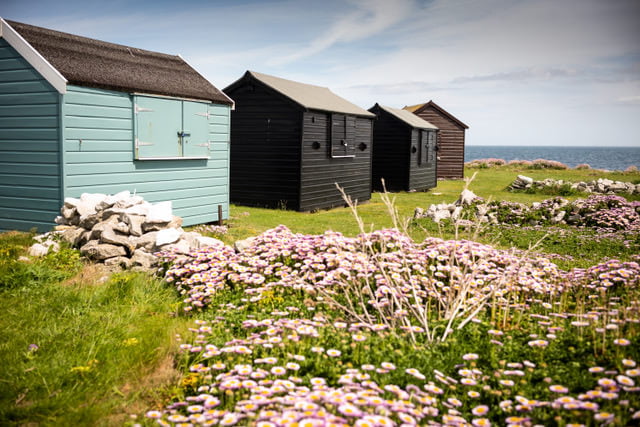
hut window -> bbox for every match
[330,114,356,158]
[134,95,211,160]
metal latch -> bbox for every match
[178,131,191,138]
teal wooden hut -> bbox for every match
[0,18,233,232]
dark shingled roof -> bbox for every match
[6,20,232,104]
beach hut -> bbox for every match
[404,101,468,179]
[369,104,439,192]
[0,19,233,232]
[224,71,375,211]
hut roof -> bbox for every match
[226,70,374,118]
[1,18,232,104]
[404,100,468,129]
[373,104,438,130]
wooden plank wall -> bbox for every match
[300,112,372,211]
[0,39,61,232]
[413,107,465,179]
[370,107,410,191]
[227,83,301,209]
[63,85,230,226]
[408,129,437,191]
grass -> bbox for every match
[0,164,638,425]
[221,167,640,244]
[217,166,640,268]
[0,251,190,425]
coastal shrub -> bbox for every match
[465,158,507,168]
[463,195,640,231]
[148,225,640,426]
[575,163,591,170]
[522,182,579,197]
[160,226,567,323]
[529,159,569,170]
[507,159,533,167]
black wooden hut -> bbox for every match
[369,104,439,192]
[224,71,375,211]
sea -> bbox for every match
[465,146,640,171]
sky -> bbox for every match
[1,0,639,147]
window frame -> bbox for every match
[330,113,356,158]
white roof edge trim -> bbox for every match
[177,54,235,109]
[0,18,67,94]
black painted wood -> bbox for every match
[370,105,437,192]
[225,74,373,211]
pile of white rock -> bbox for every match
[413,189,484,224]
[509,175,640,194]
[29,191,222,271]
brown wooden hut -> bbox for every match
[224,71,375,211]
[404,101,468,179]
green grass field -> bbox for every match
[0,165,638,425]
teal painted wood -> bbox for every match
[0,39,61,232]
[135,95,183,158]
[182,101,210,157]
[63,85,231,226]
[0,196,60,211]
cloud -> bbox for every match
[618,95,640,104]
[268,0,414,65]
[452,67,579,84]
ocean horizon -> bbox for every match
[465,145,639,171]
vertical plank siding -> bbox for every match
[408,129,437,191]
[370,107,410,191]
[227,84,302,209]
[413,107,465,179]
[0,40,61,231]
[300,112,372,211]
[63,85,230,226]
[370,107,436,192]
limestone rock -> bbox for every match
[456,189,481,206]
[63,197,80,209]
[133,231,159,250]
[104,256,132,269]
[78,213,101,230]
[60,227,85,246]
[195,235,224,249]
[160,239,192,255]
[100,228,135,254]
[90,216,120,240]
[80,241,126,260]
[146,201,173,223]
[156,228,183,246]
[130,249,157,269]
[122,214,145,237]
[28,243,50,257]
[234,236,256,252]
[61,205,76,220]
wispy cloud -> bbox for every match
[618,95,640,104]
[2,0,639,146]
[268,0,414,65]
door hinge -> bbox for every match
[135,138,154,147]
[195,142,211,148]
[195,112,210,119]
[135,104,154,114]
